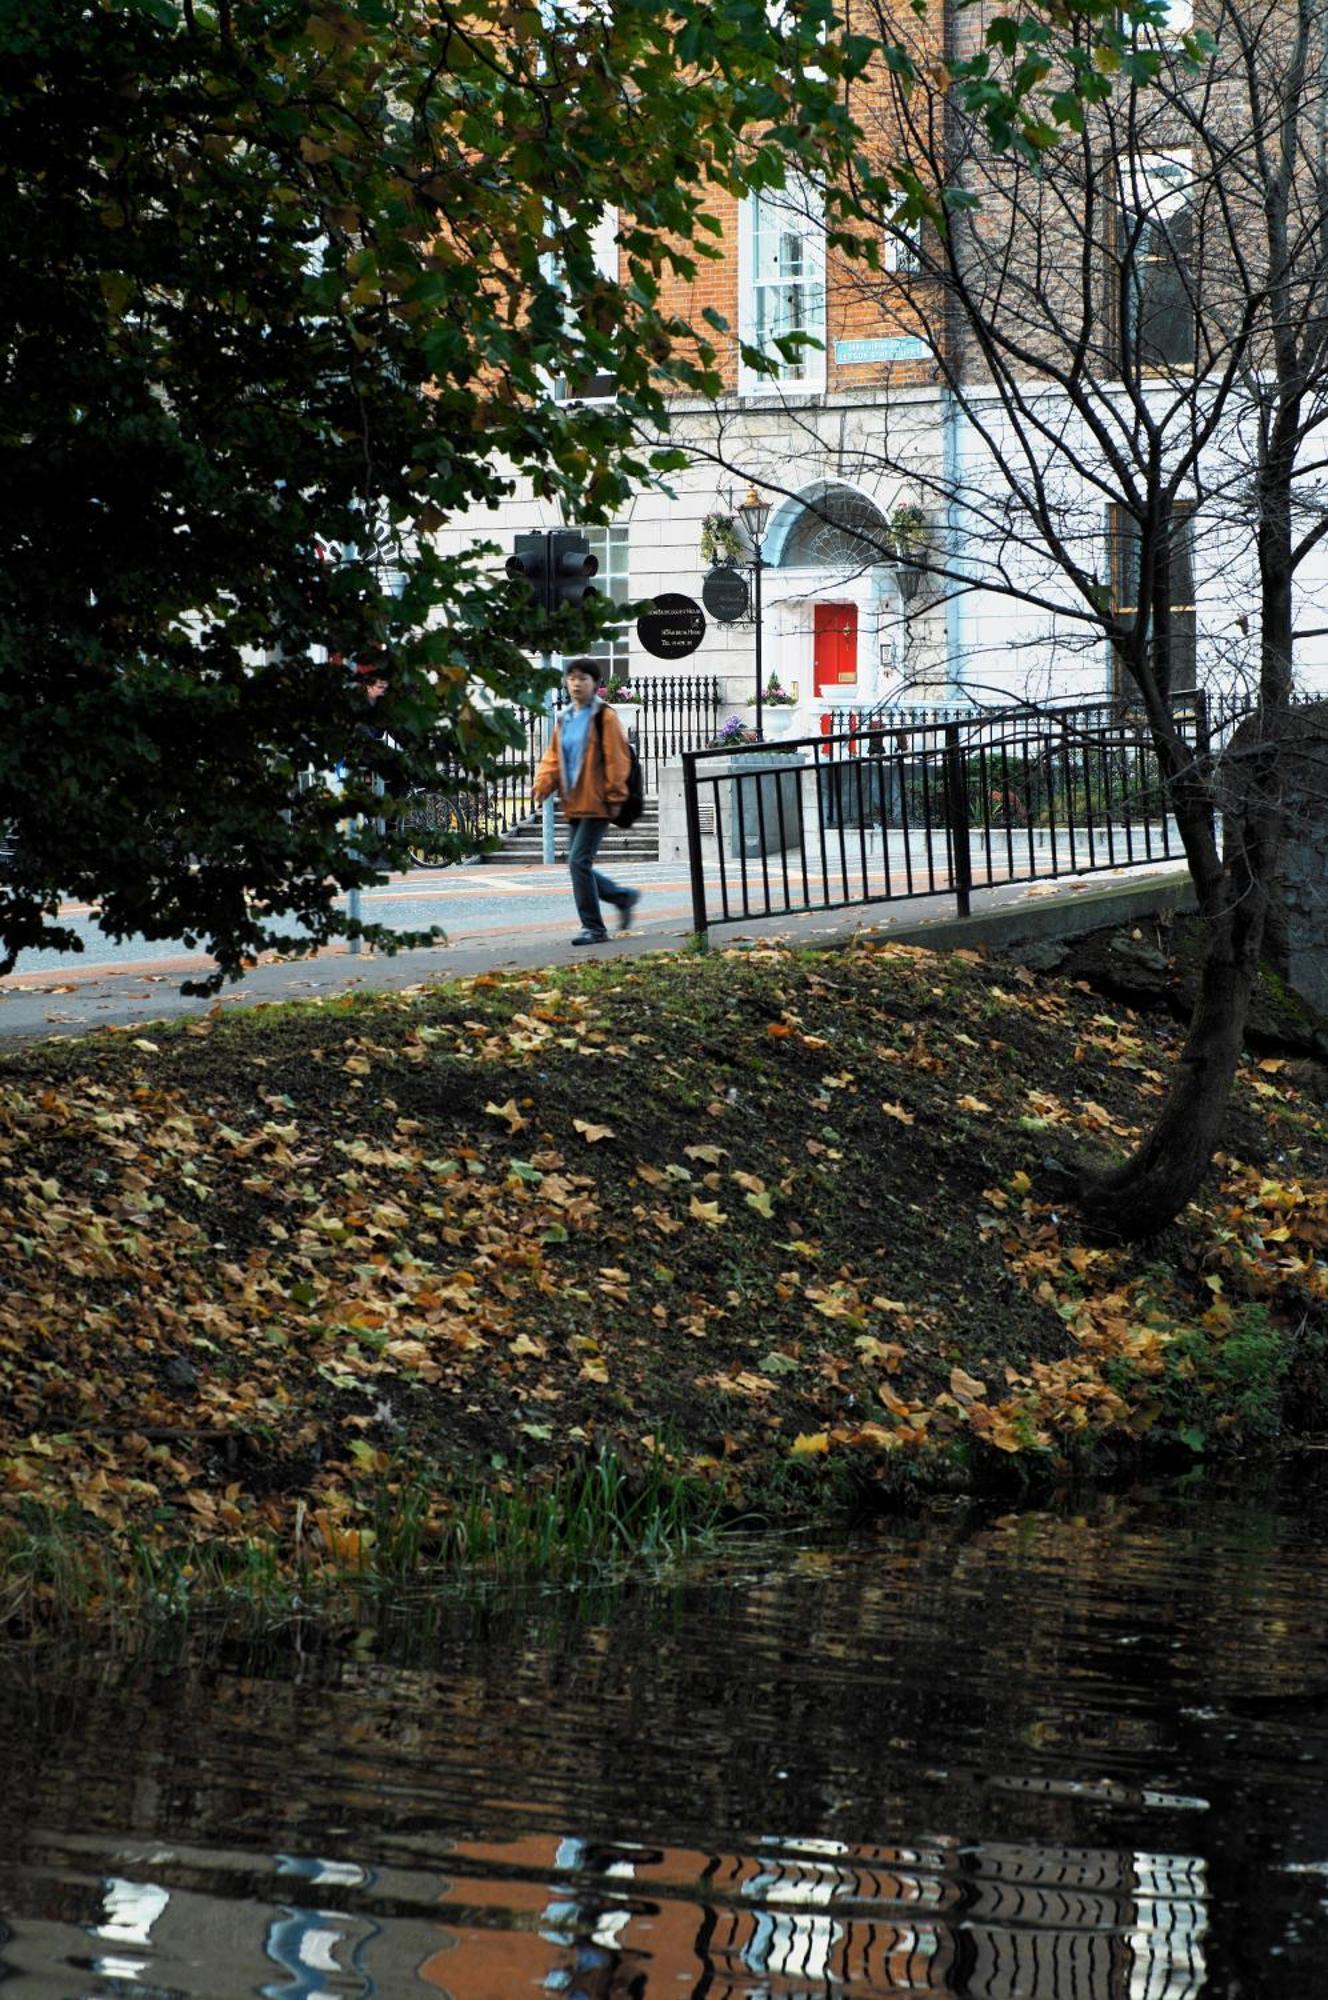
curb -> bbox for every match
[872,870,1196,956]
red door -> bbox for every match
[814,603,858,695]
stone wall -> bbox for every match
[1263,701,1328,1016]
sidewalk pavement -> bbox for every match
[0,856,1194,1046]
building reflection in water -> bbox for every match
[415,1825,1208,1998]
[63,1817,1208,1997]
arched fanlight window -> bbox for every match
[778,488,891,570]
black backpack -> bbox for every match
[596,709,645,829]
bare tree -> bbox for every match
[670,0,1328,1239]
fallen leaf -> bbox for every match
[688,1194,727,1228]
[881,1101,915,1125]
[790,1430,830,1456]
[759,1349,800,1375]
[573,1119,614,1143]
[949,1366,988,1404]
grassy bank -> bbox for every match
[3,925,1328,1629]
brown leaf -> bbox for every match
[949,1365,988,1405]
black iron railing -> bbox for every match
[682,696,1243,939]
[398,674,723,861]
[629,673,723,787]
[553,673,722,787]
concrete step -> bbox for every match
[483,802,660,864]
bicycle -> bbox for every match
[401,786,490,867]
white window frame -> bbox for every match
[578,523,631,678]
[1120,148,1195,372]
[884,210,923,275]
[738,181,826,397]
[546,206,619,405]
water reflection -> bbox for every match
[3,1476,1327,1996]
[41,1825,1212,1998]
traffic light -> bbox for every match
[504,532,549,613]
[549,530,598,614]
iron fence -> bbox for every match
[395,675,722,861]
[683,697,1241,939]
[553,672,722,787]
[628,673,723,787]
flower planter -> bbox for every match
[760,706,799,742]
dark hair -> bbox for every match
[564,658,597,681]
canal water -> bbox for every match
[2,1475,1327,1998]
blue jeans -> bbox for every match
[567,817,630,934]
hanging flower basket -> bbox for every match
[888,503,929,563]
[700,512,744,567]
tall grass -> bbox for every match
[0,1447,723,1641]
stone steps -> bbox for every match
[484,799,660,864]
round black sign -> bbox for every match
[702,565,750,624]
[636,592,706,660]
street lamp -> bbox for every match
[738,486,772,740]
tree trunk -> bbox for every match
[1079,653,1287,1243]
[1077,885,1265,1240]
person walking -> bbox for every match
[533,658,641,945]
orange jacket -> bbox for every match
[533,700,631,819]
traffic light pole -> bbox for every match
[541,652,556,865]
[504,531,599,871]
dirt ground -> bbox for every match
[3,912,1328,1576]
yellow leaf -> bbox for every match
[573,1118,615,1144]
[986,1413,1028,1453]
[484,1097,528,1133]
[689,1194,727,1227]
[791,1430,830,1456]
[132,1038,160,1053]
[745,1189,775,1219]
[956,1095,991,1114]
[855,1335,905,1368]
[881,1101,915,1125]
[838,1422,900,1452]
[685,1143,727,1164]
